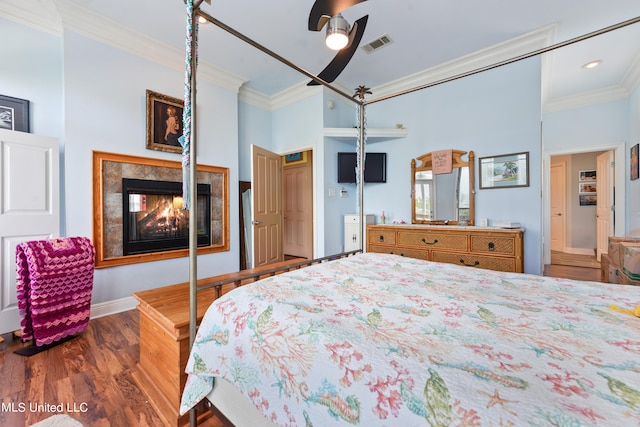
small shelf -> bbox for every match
[324,127,408,142]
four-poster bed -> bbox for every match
[169,2,640,426]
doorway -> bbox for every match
[241,147,314,269]
[543,142,625,273]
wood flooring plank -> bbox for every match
[0,310,171,427]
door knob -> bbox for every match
[252,221,261,225]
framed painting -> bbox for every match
[579,194,597,206]
[479,152,529,189]
[631,143,639,181]
[578,170,597,181]
[283,151,307,166]
[0,95,30,132]
[146,90,184,154]
[578,182,597,194]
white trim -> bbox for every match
[542,142,626,265]
[90,296,138,319]
[563,247,597,256]
[371,25,554,100]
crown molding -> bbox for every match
[2,0,246,93]
[0,0,61,35]
[238,86,273,110]
[371,25,556,100]
[544,52,639,113]
[543,86,630,113]
[54,0,246,93]
[622,52,640,95]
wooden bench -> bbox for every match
[132,252,359,427]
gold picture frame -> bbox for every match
[146,90,184,153]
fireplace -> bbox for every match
[122,178,211,256]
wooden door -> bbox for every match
[251,145,283,267]
[596,151,614,262]
[0,130,59,334]
[550,162,566,252]
[283,151,313,259]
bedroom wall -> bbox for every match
[361,58,544,274]
[542,96,633,232]
[3,17,243,308]
[629,86,640,234]
[62,30,241,305]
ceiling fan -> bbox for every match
[307,0,369,85]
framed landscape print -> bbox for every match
[146,90,184,154]
[479,152,529,189]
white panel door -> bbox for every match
[596,151,614,262]
[0,130,59,334]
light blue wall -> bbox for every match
[542,96,635,233]
[0,18,63,139]
[238,102,272,182]
[363,58,543,273]
[629,86,640,233]
[4,19,241,305]
[62,31,241,303]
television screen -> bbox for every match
[337,152,387,183]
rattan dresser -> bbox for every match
[367,224,524,273]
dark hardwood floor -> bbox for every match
[0,310,227,427]
[543,251,603,282]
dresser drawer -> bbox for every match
[398,231,467,251]
[432,252,516,272]
[368,230,397,245]
[470,235,515,256]
[368,245,430,260]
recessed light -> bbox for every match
[582,60,602,69]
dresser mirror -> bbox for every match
[411,150,475,225]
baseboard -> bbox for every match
[90,296,138,319]
[563,247,596,256]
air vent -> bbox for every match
[361,34,393,54]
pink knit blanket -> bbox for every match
[16,237,95,346]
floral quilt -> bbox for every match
[180,253,640,426]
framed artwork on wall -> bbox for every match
[0,95,30,133]
[479,152,529,189]
[631,143,639,181]
[578,182,597,194]
[578,170,596,181]
[146,90,184,154]
[579,194,597,206]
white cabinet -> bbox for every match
[344,214,375,252]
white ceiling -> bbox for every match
[4,0,640,109]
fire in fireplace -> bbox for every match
[122,178,211,256]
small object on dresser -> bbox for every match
[380,211,386,224]
[492,220,521,229]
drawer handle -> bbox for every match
[460,259,480,267]
[488,242,495,251]
[421,238,439,245]
[378,235,385,242]
[390,252,404,256]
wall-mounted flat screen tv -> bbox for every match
[337,152,387,183]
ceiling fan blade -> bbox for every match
[308,0,368,31]
[308,15,368,85]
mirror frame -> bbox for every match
[411,150,475,225]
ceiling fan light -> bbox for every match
[326,14,350,50]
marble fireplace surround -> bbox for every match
[92,151,229,268]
